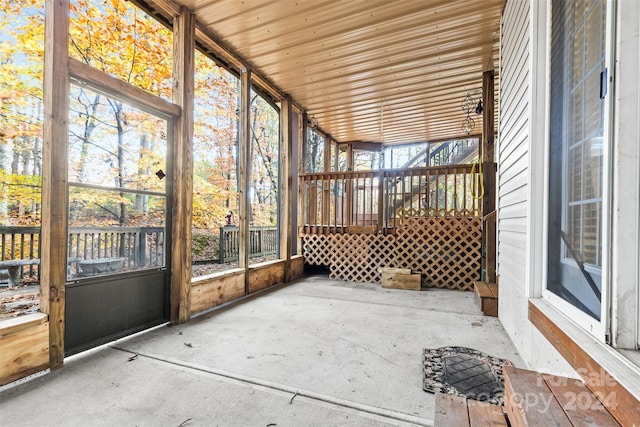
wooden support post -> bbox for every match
[41,0,70,368]
[239,69,251,292]
[482,70,495,215]
[296,112,305,245]
[321,136,331,225]
[377,170,385,233]
[279,97,292,278]
[170,6,195,324]
[482,70,496,283]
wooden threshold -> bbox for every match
[528,298,640,426]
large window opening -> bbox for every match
[0,0,44,320]
[191,51,240,277]
[67,85,168,279]
[249,91,280,265]
[547,0,609,325]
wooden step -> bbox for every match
[434,393,507,427]
[503,366,620,426]
[474,281,498,316]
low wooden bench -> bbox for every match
[474,281,498,317]
[434,393,507,426]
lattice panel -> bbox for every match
[395,216,481,290]
[302,234,334,266]
[302,216,481,290]
[329,234,396,283]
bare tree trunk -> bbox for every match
[135,133,149,213]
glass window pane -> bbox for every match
[68,187,165,279]
[68,85,167,193]
[547,0,606,321]
[191,51,240,277]
[69,0,173,101]
[249,92,279,265]
[305,129,324,172]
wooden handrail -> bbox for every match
[298,164,481,234]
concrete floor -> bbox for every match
[0,275,524,426]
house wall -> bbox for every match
[497,0,577,375]
[500,0,640,376]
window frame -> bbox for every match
[542,0,616,342]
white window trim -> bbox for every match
[530,0,639,352]
[530,0,615,344]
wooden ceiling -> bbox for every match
[158,0,504,145]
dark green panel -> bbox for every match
[65,270,168,356]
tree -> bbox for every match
[0,0,44,225]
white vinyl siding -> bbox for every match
[498,0,538,363]
[498,0,529,291]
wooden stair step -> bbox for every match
[434,393,507,427]
[503,366,620,426]
[474,281,498,317]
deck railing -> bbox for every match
[299,164,481,234]
[0,226,165,281]
[218,226,277,263]
[1,225,278,282]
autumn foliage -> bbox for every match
[0,0,279,233]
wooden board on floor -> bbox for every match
[467,399,507,427]
[503,366,572,427]
[381,272,421,290]
[541,374,620,426]
[434,393,470,427]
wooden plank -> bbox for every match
[190,270,245,314]
[541,374,620,426]
[467,400,507,427]
[346,225,377,234]
[248,260,285,293]
[529,300,640,426]
[482,70,496,220]
[474,281,495,299]
[0,320,49,386]
[487,282,499,298]
[169,6,195,324]
[434,393,470,427]
[296,113,305,254]
[41,0,70,368]
[279,97,292,266]
[503,366,572,427]
[381,272,421,290]
[0,313,48,338]
[238,68,251,283]
[380,267,411,275]
[68,59,180,119]
[289,255,305,280]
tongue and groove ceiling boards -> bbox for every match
[167,0,504,144]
